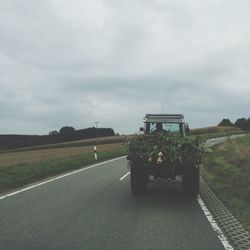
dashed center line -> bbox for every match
[119,171,130,181]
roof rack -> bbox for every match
[144,114,185,123]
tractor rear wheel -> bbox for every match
[130,161,147,195]
[182,165,200,197]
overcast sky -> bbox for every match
[0,0,250,135]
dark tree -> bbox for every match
[234,118,248,130]
[59,126,75,135]
[247,118,250,131]
[218,118,233,127]
[59,126,76,141]
[49,130,59,135]
[0,126,115,150]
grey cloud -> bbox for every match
[0,0,250,134]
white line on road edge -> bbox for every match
[197,195,234,250]
[0,156,127,201]
[119,171,130,181]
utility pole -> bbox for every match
[94,122,99,160]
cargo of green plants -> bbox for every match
[126,133,202,167]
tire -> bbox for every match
[130,160,147,195]
[182,165,200,197]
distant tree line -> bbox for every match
[218,117,250,131]
[0,126,115,151]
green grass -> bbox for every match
[188,126,245,142]
[189,125,241,135]
[201,134,250,232]
[0,147,126,194]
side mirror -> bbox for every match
[185,124,190,133]
[139,127,144,132]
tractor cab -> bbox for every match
[141,114,187,137]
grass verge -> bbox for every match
[201,134,250,232]
[0,147,126,195]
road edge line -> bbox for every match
[0,156,127,201]
[197,195,234,250]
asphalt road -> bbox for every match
[0,156,227,250]
[206,134,246,146]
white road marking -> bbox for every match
[119,171,130,181]
[0,156,127,201]
[197,195,234,250]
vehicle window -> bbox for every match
[149,123,181,135]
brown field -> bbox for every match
[0,142,124,168]
[0,126,241,169]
